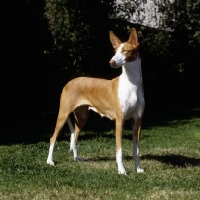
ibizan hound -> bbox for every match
[47,28,145,174]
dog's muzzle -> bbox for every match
[109,60,118,68]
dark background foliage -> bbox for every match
[1,0,200,126]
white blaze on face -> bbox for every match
[111,44,126,67]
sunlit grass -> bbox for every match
[0,110,200,199]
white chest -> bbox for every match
[118,78,138,119]
[117,60,144,120]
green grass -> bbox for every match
[0,109,200,199]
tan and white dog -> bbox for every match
[47,28,145,174]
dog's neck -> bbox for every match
[120,56,142,87]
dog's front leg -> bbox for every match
[132,118,144,173]
[115,119,126,175]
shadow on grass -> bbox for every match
[84,156,116,162]
[81,154,200,169]
[141,154,200,168]
[0,108,200,145]
[55,154,200,169]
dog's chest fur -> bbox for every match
[117,58,143,120]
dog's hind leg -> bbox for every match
[132,117,144,173]
[47,92,73,166]
[70,105,89,161]
[47,107,70,166]
[47,111,70,165]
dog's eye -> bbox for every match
[123,49,129,54]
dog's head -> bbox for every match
[109,28,139,68]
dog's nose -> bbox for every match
[109,60,116,67]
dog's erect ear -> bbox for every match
[109,31,121,50]
[128,28,139,47]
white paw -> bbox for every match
[118,169,127,175]
[47,159,54,166]
[118,166,127,175]
[136,168,144,173]
[74,156,84,162]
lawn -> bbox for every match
[0,109,200,199]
